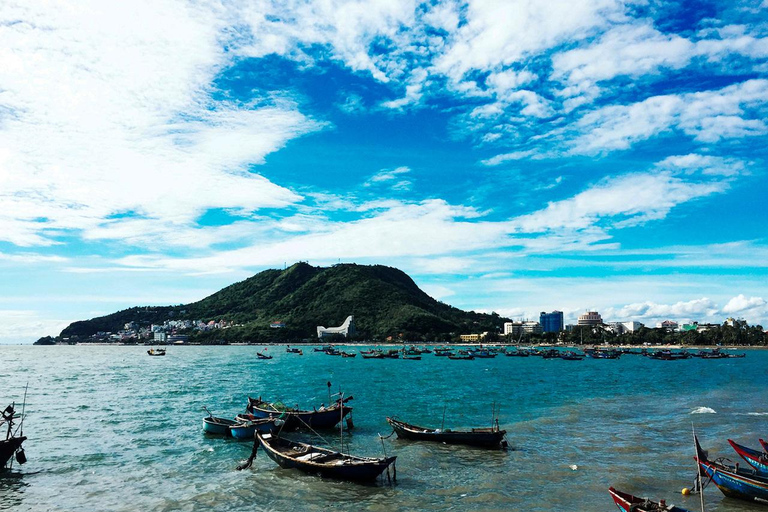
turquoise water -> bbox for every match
[1,345,766,511]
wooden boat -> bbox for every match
[202,415,238,436]
[505,349,529,357]
[448,354,474,360]
[695,435,768,503]
[434,350,454,357]
[386,417,507,449]
[256,351,272,359]
[647,350,690,360]
[286,347,302,354]
[340,351,356,358]
[314,345,335,352]
[229,417,276,440]
[560,351,584,360]
[586,349,621,359]
[468,350,496,358]
[361,352,385,359]
[729,439,768,476]
[608,487,691,512]
[255,432,396,482]
[1,403,27,471]
[761,438,768,452]
[147,348,166,356]
[541,349,561,359]
[402,354,421,360]
[246,396,352,430]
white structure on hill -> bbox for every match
[317,315,355,339]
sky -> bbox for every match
[1,0,768,343]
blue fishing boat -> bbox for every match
[729,439,768,476]
[695,435,768,504]
[246,395,352,430]
[202,415,238,436]
[229,417,276,440]
[386,417,507,449]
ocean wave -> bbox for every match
[736,412,768,416]
[691,407,716,414]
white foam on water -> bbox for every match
[737,412,768,416]
[691,407,716,414]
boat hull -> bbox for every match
[230,418,276,440]
[1,436,26,470]
[202,416,237,436]
[387,417,506,448]
[247,398,352,430]
[608,487,691,512]
[729,439,768,476]
[696,436,768,504]
[257,433,395,482]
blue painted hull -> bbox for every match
[202,416,237,436]
[729,439,768,476]
[247,398,352,429]
[699,459,768,503]
[230,419,275,440]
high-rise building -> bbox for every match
[539,311,564,333]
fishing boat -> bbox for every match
[761,438,768,452]
[361,352,385,359]
[695,435,768,504]
[608,487,691,512]
[647,350,690,360]
[246,395,353,430]
[402,354,421,360]
[541,349,561,359]
[147,348,166,356]
[1,403,27,471]
[229,417,277,440]
[448,354,474,360]
[505,349,529,357]
[251,432,396,482]
[559,351,584,360]
[202,407,238,436]
[340,351,356,358]
[286,346,302,354]
[256,351,272,359]
[468,350,497,358]
[728,439,768,476]
[386,417,507,449]
[434,350,454,357]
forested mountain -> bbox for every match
[59,263,508,342]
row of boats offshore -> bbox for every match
[274,344,747,361]
[203,386,507,483]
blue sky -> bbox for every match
[2,0,768,342]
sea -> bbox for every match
[1,345,766,512]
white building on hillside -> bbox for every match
[317,315,355,338]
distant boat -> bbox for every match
[448,354,474,360]
[361,352,385,359]
[647,350,690,360]
[147,348,166,356]
[401,354,421,360]
[695,435,768,504]
[256,351,272,359]
[559,351,584,360]
[729,439,768,476]
[386,417,507,449]
[608,487,691,512]
[1,402,27,471]
[340,351,356,358]
[505,349,529,357]
[247,395,352,430]
[255,432,396,482]
[286,347,302,354]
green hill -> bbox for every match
[59,262,509,342]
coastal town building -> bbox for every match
[577,311,603,326]
[460,333,488,342]
[503,322,522,336]
[657,320,678,331]
[539,311,564,333]
[317,315,355,338]
[622,321,644,332]
[522,321,542,335]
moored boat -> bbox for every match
[247,395,352,430]
[695,435,768,504]
[147,348,166,356]
[251,432,396,482]
[340,351,356,358]
[202,414,238,436]
[448,354,474,360]
[608,487,691,512]
[256,351,272,359]
[729,439,768,476]
[1,403,27,471]
[386,417,507,449]
[229,417,277,440]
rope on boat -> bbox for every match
[378,429,396,440]
[237,436,259,470]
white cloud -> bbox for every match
[654,154,747,177]
[513,172,724,233]
[722,294,767,315]
[364,166,413,191]
[0,310,70,343]
[0,0,324,249]
[606,298,720,323]
[481,150,537,166]
[568,79,768,154]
